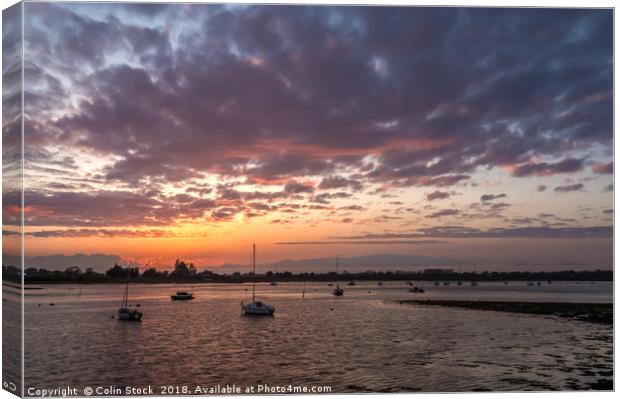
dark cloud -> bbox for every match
[12,4,612,236]
[275,240,443,245]
[284,180,315,194]
[338,225,612,239]
[488,202,511,210]
[419,175,470,187]
[554,183,585,193]
[512,158,584,177]
[339,205,364,211]
[510,217,536,225]
[592,161,613,174]
[22,4,611,192]
[426,209,460,218]
[210,207,238,221]
[318,175,363,191]
[426,190,451,201]
[480,193,507,202]
[3,189,221,227]
[310,192,352,204]
[23,229,176,238]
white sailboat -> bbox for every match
[332,256,344,296]
[241,244,275,316]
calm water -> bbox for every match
[13,281,614,393]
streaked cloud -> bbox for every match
[554,183,585,193]
[336,225,612,239]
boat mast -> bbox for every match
[122,282,129,308]
[336,255,339,287]
[252,243,256,302]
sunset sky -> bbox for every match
[2,3,613,271]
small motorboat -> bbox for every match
[270,282,278,286]
[171,291,194,300]
[118,283,142,321]
[434,281,440,286]
[409,287,425,293]
[347,281,356,286]
[457,281,463,286]
[406,281,413,286]
[443,281,450,286]
[377,281,383,286]
[527,282,535,286]
[327,283,334,286]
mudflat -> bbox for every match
[397,300,613,324]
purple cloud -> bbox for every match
[426,209,460,219]
[12,3,612,231]
[480,193,507,202]
[426,191,451,201]
[512,158,584,177]
[592,161,613,174]
[554,183,585,193]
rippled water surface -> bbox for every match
[19,281,613,393]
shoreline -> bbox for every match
[397,299,613,324]
[4,278,613,286]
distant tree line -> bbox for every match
[1,262,613,284]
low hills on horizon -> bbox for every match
[1,252,608,274]
[217,253,472,274]
[3,252,470,273]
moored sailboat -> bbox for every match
[241,244,275,316]
[332,256,344,296]
[118,283,142,321]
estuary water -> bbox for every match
[13,281,613,394]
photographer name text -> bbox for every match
[26,384,332,396]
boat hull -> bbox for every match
[242,302,275,316]
[118,309,143,321]
[171,296,194,300]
